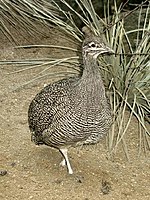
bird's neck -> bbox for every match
[81,54,104,86]
[83,57,97,76]
[76,54,106,100]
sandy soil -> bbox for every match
[0,26,150,200]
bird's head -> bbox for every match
[82,27,114,59]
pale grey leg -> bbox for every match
[59,148,73,174]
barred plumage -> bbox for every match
[28,27,114,174]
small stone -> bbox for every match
[0,170,7,176]
[76,175,84,183]
[18,185,23,189]
[54,179,63,184]
[101,180,111,195]
[10,162,16,167]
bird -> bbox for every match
[28,27,114,174]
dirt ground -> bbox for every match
[0,25,150,200]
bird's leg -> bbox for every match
[59,148,73,174]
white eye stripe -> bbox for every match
[83,41,113,54]
[88,42,104,49]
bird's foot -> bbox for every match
[59,159,66,167]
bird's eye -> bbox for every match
[91,43,96,47]
[89,42,96,48]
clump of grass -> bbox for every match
[0,0,149,157]
[100,1,150,158]
[0,0,60,41]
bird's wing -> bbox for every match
[28,77,79,135]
